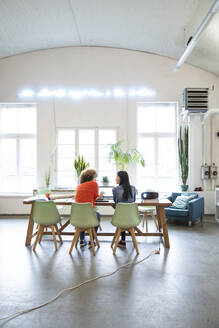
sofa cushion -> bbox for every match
[171,193,182,202]
[165,208,189,217]
[181,192,198,200]
[172,195,193,209]
[171,192,198,203]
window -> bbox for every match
[98,129,117,183]
[0,104,37,193]
[57,129,75,188]
[56,128,117,188]
[137,103,177,192]
[79,129,95,168]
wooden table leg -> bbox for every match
[134,226,143,235]
[159,207,170,248]
[25,204,35,246]
[59,219,70,232]
[156,205,162,231]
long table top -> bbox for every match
[23,196,172,207]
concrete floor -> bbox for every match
[0,216,219,328]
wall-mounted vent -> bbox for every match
[183,88,208,113]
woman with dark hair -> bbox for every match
[75,169,104,247]
[112,171,136,247]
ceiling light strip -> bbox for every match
[18,88,156,99]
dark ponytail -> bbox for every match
[117,171,132,201]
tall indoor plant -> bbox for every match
[108,140,145,170]
[74,155,90,183]
[178,126,189,191]
[44,168,51,189]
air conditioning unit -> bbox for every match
[183,88,208,113]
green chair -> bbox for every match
[138,206,159,232]
[69,203,100,256]
[111,203,141,255]
[32,201,63,251]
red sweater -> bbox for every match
[75,181,99,207]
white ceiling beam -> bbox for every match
[174,0,219,72]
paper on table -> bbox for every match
[26,195,48,202]
[55,198,73,203]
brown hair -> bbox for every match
[80,169,97,184]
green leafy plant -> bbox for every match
[44,169,51,188]
[102,176,109,183]
[74,155,90,179]
[178,126,189,186]
[108,140,145,170]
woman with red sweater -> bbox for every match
[75,169,104,247]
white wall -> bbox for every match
[0,46,219,214]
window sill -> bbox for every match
[0,193,32,198]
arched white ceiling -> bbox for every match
[0,0,219,75]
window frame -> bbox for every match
[0,103,37,194]
[55,127,118,188]
[136,102,178,192]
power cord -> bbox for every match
[0,246,160,322]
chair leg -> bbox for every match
[145,214,148,232]
[92,228,100,248]
[200,215,203,226]
[111,228,118,248]
[88,228,96,256]
[75,230,80,248]
[51,225,58,251]
[39,226,44,244]
[130,228,139,255]
[54,224,63,244]
[113,228,121,255]
[33,225,43,251]
[69,228,80,254]
[151,212,159,230]
[142,214,144,228]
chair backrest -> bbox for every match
[112,203,140,228]
[33,201,60,225]
[70,202,99,228]
[138,206,156,212]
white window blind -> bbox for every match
[0,104,37,193]
[137,103,177,192]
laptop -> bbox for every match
[98,186,114,200]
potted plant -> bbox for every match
[43,169,51,198]
[44,169,51,189]
[108,140,145,170]
[178,126,189,191]
[74,155,90,183]
[102,176,109,186]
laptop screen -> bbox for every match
[98,186,114,199]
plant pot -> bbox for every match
[102,182,109,186]
[180,185,188,191]
[45,186,51,199]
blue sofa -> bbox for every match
[165,192,204,226]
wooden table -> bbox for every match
[23,197,172,248]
